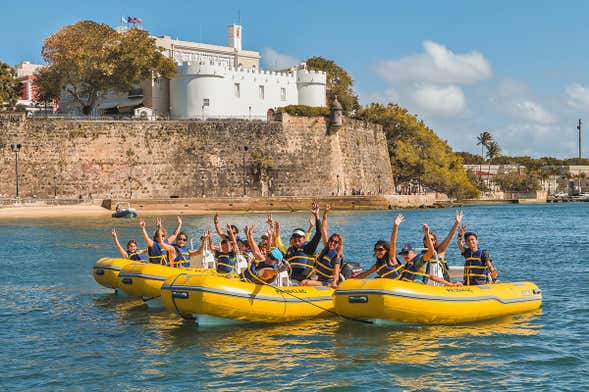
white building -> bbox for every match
[59,23,327,119]
[170,61,326,119]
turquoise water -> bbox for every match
[1,203,588,391]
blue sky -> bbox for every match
[2,0,589,158]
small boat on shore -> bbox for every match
[93,257,135,290]
[334,279,542,324]
[160,272,335,324]
[112,202,138,218]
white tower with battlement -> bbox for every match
[296,64,327,107]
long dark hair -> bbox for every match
[373,240,390,257]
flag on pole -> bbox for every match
[121,16,127,24]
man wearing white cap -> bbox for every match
[285,202,323,286]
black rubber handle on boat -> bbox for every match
[168,273,194,321]
[264,282,373,325]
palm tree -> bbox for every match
[477,131,493,185]
[485,140,502,190]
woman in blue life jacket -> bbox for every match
[457,225,498,285]
[213,212,243,242]
[240,224,283,284]
[111,228,146,261]
[314,205,343,288]
[355,213,406,279]
[172,231,209,268]
[284,202,323,286]
[209,224,239,274]
[139,219,177,265]
[400,224,462,286]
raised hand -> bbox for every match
[177,215,183,225]
[311,201,320,217]
[213,212,219,224]
[266,213,273,226]
[309,214,316,227]
[111,228,118,238]
[394,213,405,227]
[422,223,430,234]
[455,210,463,224]
[139,219,146,229]
[323,204,331,217]
[156,217,162,228]
[458,224,466,238]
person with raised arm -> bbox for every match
[355,213,405,279]
[111,228,147,261]
[285,202,323,286]
[209,224,239,274]
[155,216,183,244]
[457,224,498,285]
[139,219,177,265]
[213,212,241,242]
[172,231,209,268]
[400,224,462,286]
[314,205,343,288]
[421,210,464,284]
[240,225,283,284]
[274,213,314,254]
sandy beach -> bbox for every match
[0,205,113,220]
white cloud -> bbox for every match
[261,48,300,70]
[376,40,492,85]
[411,84,466,116]
[513,101,556,125]
[565,84,589,109]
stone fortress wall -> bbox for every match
[0,114,394,200]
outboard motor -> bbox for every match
[341,261,364,279]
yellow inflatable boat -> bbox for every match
[117,262,214,300]
[93,258,135,290]
[334,279,542,324]
[160,271,335,324]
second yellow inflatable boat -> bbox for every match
[117,262,214,299]
[93,257,135,290]
[161,271,335,323]
[334,278,542,324]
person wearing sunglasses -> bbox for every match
[313,205,343,288]
[172,231,210,268]
[139,219,177,265]
[284,202,323,286]
[355,213,405,279]
[111,227,147,261]
[240,225,283,284]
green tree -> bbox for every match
[485,140,502,189]
[0,61,22,109]
[38,20,176,115]
[305,56,359,115]
[476,131,492,185]
[357,102,478,199]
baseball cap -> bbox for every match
[398,243,414,255]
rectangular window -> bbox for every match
[234,83,240,98]
[280,87,286,101]
[259,85,265,100]
[203,98,209,107]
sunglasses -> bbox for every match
[329,239,340,244]
[374,248,386,252]
[177,237,187,241]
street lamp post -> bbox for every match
[10,144,22,198]
[53,176,57,198]
[378,175,382,195]
[242,146,249,196]
[336,174,340,196]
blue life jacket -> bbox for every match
[462,248,489,285]
[215,251,236,274]
[241,259,279,284]
[286,245,315,279]
[173,244,191,268]
[374,254,404,279]
[400,252,429,283]
[126,249,145,262]
[148,241,168,265]
[315,247,340,281]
